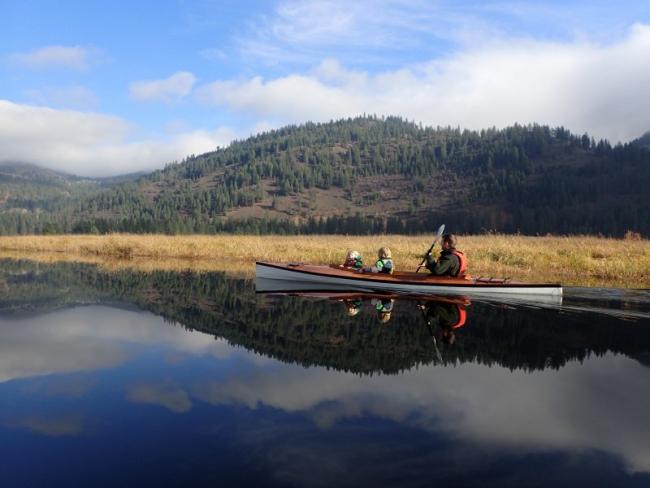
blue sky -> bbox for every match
[1,0,650,176]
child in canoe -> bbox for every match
[342,250,363,269]
[363,247,394,274]
[342,247,394,274]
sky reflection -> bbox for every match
[0,305,238,383]
[0,285,648,485]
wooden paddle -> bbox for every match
[416,224,445,273]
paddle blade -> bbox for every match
[436,224,446,239]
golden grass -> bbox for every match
[0,250,254,277]
[0,233,648,288]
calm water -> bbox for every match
[0,259,649,487]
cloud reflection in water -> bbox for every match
[192,352,650,474]
[0,305,237,384]
[1,302,648,477]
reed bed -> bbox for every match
[0,234,648,288]
[0,250,253,277]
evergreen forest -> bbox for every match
[1,116,648,236]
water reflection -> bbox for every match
[0,258,649,486]
[192,352,650,473]
[0,306,235,384]
[1,258,650,374]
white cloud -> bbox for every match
[129,71,197,103]
[200,23,650,142]
[0,100,235,176]
[270,0,361,44]
[23,85,99,110]
[312,58,367,86]
[8,45,92,70]
[237,0,650,68]
[198,73,361,121]
[236,0,470,65]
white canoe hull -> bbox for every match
[256,262,563,305]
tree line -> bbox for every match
[0,116,648,235]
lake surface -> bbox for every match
[0,258,649,487]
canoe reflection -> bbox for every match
[261,289,476,372]
[268,289,471,345]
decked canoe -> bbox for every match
[256,261,563,301]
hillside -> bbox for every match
[635,132,650,150]
[0,116,649,235]
[0,163,143,234]
[0,162,89,196]
[0,163,98,225]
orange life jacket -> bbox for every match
[451,250,468,277]
[451,305,467,329]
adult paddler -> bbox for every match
[423,234,468,277]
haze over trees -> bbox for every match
[0,116,648,236]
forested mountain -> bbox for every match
[1,116,649,235]
[0,162,93,202]
[635,132,650,150]
[0,162,144,234]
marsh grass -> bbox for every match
[0,234,648,288]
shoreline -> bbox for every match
[0,234,648,288]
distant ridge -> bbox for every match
[0,161,83,181]
[633,131,650,149]
[0,116,648,236]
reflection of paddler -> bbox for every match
[371,298,395,323]
[419,298,469,345]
